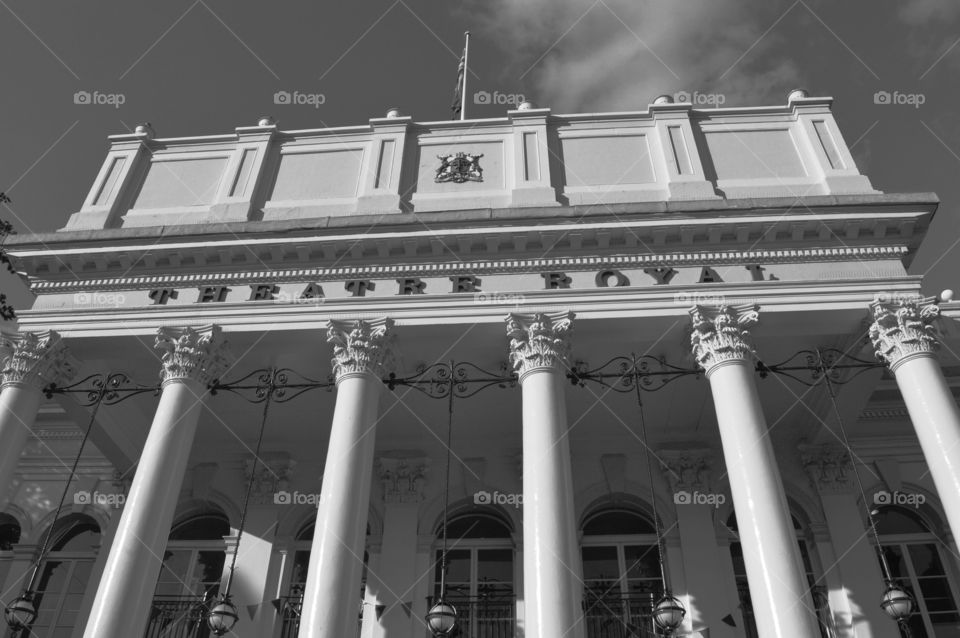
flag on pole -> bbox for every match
[451,48,466,118]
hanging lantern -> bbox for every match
[880,582,914,621]
[206,596,239,636]
[426,599,458,637]
[4,592,37,631]
[653,594,686,634]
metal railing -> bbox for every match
[426,596,516,638]
[278,593,364,638]
[144,595,212,638]
[583,593,659,638]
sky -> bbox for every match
[1,0,959,305]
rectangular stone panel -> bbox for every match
[560,135,655,187]
[133,157,228,209]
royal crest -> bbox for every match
[435,152,484,183]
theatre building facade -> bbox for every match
[2,91,960,638]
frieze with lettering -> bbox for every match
[49,259,892,309]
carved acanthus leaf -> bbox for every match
[1,330,78,389]
[868,297,940,369]
[689,304,760,371]
[506,311,575,377]
[154,325,232,385]
[327,318,396,380]
[800,445,854,494]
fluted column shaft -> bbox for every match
[690,305,821,638]
[82,326,230,638]
[299,318,394,638]
[870,298,960,541]
[0,331,77,505]
[507,312,583,638]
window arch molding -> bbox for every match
[172,494,240,531]
[860,481,949,539]
[575,486,676,533]
[421,494,520,543]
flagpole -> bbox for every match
[460,31,470,121]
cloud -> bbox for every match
[898,0,960,25]
[473,0,802,112]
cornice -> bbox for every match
[13,277,925,338]
[24,246,908,294]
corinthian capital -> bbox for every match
[659,449,715,493]
[327,318,396,381]
[155,325,232,386]
[800,445,854,494]
[689,304,760,373]
[868,297,940,371]
[1,330,78,390]
[506,311,574,379]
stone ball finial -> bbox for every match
[257,115,276,127]
[940,289,954,303]
[134,123,154,138]
[653,94,675,105]
[517,100,535,111]
[385,107,402,118]
[788,88,809,103]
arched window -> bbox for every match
[30,514,101,637]
[0,513,21,551]
[433,510,515,638]
[580,506,660,637]
[148,512,230,638]
[875,506,960,637]
[727,513,829,638]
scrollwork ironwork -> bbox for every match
[209,367,334,404]
[756,348,883,387]
[568,354,700,393]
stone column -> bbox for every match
[800,445,898,638]
[506,312,583,638]
[370,455,428,638]
[299,318,395,638]
[82,325,231,638]
[868,297,960,542]
[0,331,77,505]
[661,449,736,638]
[689,305,821,638]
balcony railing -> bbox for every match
[145,595,212,638]
[583,593,659,638]
[426,596,516,638]
[278,593,364,638]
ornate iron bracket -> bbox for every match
[386,361,516,399]
[568,354,701,393]
[209,367,334,404]
[756,348,884,387]
[43,372,160,407]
